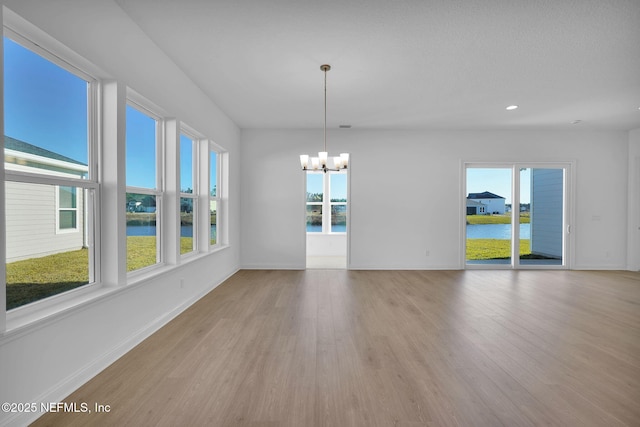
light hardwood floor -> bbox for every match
[33,269,640,426]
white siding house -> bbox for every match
[467,191,506,214]
[530,169,564,259]
[4,136,89,262]
[466,199,487,215]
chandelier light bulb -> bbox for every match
[299,64,349,173]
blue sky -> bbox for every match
[307,172,347,201]
[4,37,87,163]
[4,36,216,192]
[467,168,531,205]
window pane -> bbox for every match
[466,168,512,265]
[126,105,157,189]
[59,186,77,208]
[59,210,77,229]
[6,182,91,309]
[331,204,347,232]
[306,173,323,202]
[210,151,217,197]
[306,205,322,232]
[126,192,158,271]
[330,173,347,202]
[180,134,193,193]
[520,168,564,266]
[210,200,217,245]
[4,37,88,176]
[180,197,195,254]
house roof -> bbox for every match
[466,199,486,207]
[4,135,87,166]
[468,191,505,200]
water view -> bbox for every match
[127,225,217,240]
[466,223,530,239]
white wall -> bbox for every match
[241,129,630,270]
[307,234,347,257]
[0,2,241,426]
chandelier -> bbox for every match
[299,64,349,172]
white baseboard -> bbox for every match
[2,268,239,427]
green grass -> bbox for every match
[466,238,530,260]
[467,214,530,224]
[6,236,210,309]
[6,248,90,310]
[180,237,194,255]
[127,236,157,271]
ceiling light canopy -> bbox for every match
[300,64,349,173]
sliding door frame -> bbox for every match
[462,161,575,270]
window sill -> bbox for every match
[3,283,119,343]
[1,244,231,343]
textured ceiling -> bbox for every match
[115,0,640,130]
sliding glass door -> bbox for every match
[465,163,570,269]
[466,167,513,265]
[519,167,565,266]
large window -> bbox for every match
[180,133,196,255]
[306,171,347,233]
[3,33,97,309]
[209,147,220,247]
[126,103,162,272]
[2,20,228,319]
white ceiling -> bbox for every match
[115,0,640,130]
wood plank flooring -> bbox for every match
[32,269,640,426]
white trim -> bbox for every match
[125,97,164,273]
[462,161,574,270]
[3,18,101,313]
[179,129,199,256]
[1,266,238,427]
[4,170,97,189]
[4,148,88,174]
[56,185,80,234]
[3,7,107,81]
[208,146,221,249]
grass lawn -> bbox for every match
[6,236,199,310]
[6,249,90,310]
[467,238,530,260]
[467,214,530,224]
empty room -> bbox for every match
[1,0,639,426]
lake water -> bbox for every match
[127,223,519,239]
[127,225,216,239]
[307,224,346,233]
[467,223,530,239]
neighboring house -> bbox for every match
[466,199,487,215]
[467,191,506,214]
[530,169,563,259]
[4,136,89,262]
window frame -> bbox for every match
[56,185,79,233]
[3,27,101,313]
[125,99,164,274]
[179,128,199,257]
[209,144,221,249]
[306,170,347,235]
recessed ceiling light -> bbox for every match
[506,105,518,111]
[571,120,582,125]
